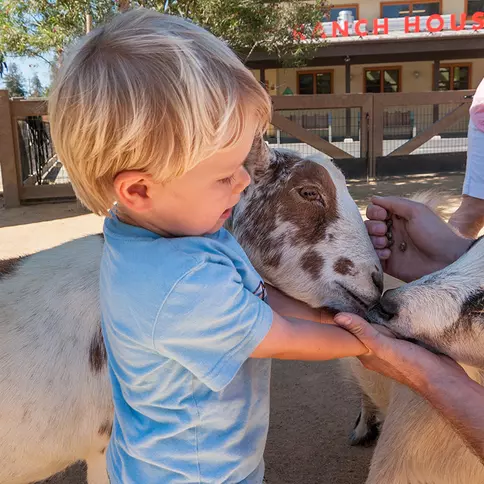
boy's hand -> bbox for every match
[366,196,472,282]
[265,284,335,325]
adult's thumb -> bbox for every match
[334,313,378,344]
[371,195,416,221]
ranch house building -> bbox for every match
[247,0,484,143]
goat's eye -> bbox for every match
[298,186,323,204]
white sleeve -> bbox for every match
[463,118,484,200]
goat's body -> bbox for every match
[0,235,111,483]
[350,334,484,483]
[365,370,484,484]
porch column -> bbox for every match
[260,68,266,90]
[433,60,440,124]
[345,56,351,139]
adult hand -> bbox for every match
[365,196,472,282]
[335,312,484,463]
[448,195,484,239]
[333,312,466,392]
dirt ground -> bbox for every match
[0,172,466,484]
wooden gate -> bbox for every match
[270,89,474,179]
[0,91,75,207]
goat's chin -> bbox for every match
[366,314,446,357]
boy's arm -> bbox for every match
[251,311,368,360]
[265,284,335,325]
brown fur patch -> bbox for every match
[334,257,356,276]
[301,250,324,280]
[278,161,339,247]
[89,326,107,374]
[234,152,341,282]
[0,256,24,278]
[98,420,113,437]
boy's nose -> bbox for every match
[236,167,251,193]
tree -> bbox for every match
[0,52,6,77]
[30,73,44,97]
[3,62,26,97]
[0,1,328,67]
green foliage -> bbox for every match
[3,62,27,97]
[0,0,327,67]
[30,72,44,97]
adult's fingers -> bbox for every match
[366,203,388,222]
[370,196,418,221]
[365,220,388,237]
[376,248,391,260]
[370,235,387,249]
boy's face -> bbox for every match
[115,117,256,237]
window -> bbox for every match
[327,4,359,21]
[365,68,401,93]
[380,1,441,18]
[467,0,484,17]
[298,71,333,95]
[437,64,471,91]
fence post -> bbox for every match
[361,96,373,180]
[371,94,384,179]
[0,90,21,207]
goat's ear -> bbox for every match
[244,135,271,183]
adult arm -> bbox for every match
[334,313,484,463]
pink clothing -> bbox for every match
[470,78,484,132]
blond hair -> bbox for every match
[49,8,271,215]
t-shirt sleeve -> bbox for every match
[152,260,273,391]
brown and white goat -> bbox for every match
[0,143,382,483]
[239,143,484,483]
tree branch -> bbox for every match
[33,53,54,67]
[244,41,259,63]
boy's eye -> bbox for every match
[219,174,236,185]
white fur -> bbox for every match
[0,236,111,483]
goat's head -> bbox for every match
[232,137,383,315]
[367,237,484,368]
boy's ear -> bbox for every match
[113,171,154,213]
[244,135,271,183]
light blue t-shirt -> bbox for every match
[100,215,273,484]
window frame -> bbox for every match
[297,70,334,95]
[328,3,360,21]
[363,66,402,93]
[466,0,484,19]
[379,1,442,18]
[433,63,473,91]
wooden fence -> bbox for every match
[270,89,474,179]
[0,89,475,207]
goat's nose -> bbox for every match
[372,271,383,294]
[368,293,399,323]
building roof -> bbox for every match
[245,18,484,69]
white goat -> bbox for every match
[363,231,484,484]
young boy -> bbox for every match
[49,9,368,483]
